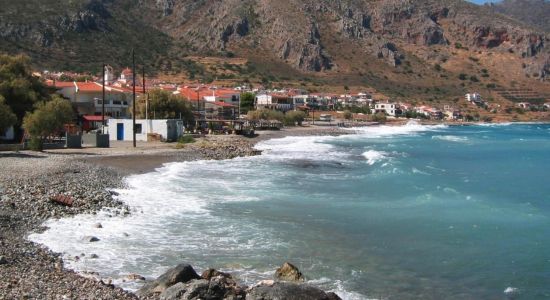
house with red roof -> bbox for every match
[48,81,133,119]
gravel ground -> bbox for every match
[0,128,349,299]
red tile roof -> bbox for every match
[46,80,75,88]
[76,82,104,92]
[83,115,110,121]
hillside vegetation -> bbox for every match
[0,0,548,107]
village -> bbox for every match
[1,65,549,147]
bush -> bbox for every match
[458,73,468,80]
[343,110,353,120]
[370,112,387,123]
[284,111,306,126]
[247,109,284,121]
[28,136,43,151]
[178,134,195,144]
[470,75,479,82]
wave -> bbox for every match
[362,150,388,165]
[432,135,469,143]
[28,159,285,291]
[346,121,447,139]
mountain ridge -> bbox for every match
[0,0,549,106]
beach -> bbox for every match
[0,126,349,299]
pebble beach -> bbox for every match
[0,126,349,299]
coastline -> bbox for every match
[1,121,542,299]
[0,125,350,299]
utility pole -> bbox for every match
[132,50,136,148]
[142,66,147,134]
[102,64,106,133]
[196,87,200,131]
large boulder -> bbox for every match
[246,282,341,300]
[159,279,226,300]
[274,262,304,282]
[202,268,245,299]
[137,264,202,297]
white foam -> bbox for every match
[29,158,284,291]
[255,135,350,162]
[330,280,377,300]
[432,135,469,143]
[362,150,388,165]
[504,287,519,294]
[346,121,447,139]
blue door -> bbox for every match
[117,123,124,141]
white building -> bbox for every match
[108,119,184,142]
[255,94,293,111]
[372,102,397,116]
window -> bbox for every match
[113,101,121,105]
[135,124,143,134]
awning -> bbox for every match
[83,115,109,121]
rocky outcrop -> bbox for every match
[0,0,110,48]
[137,264,201,298]
[246,282,341,300]
[274,262,304,282]
[135,263,340,300]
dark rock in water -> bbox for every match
[246,282,340,300]
[326,292,343,300]
[160,279,226,300]
[90,254,99,259]
[202,268,232,281]
[0,256,8,265]
[93,223,103,228]
[126,273,145,281]
[275,262,304,282]
[137,263,201,297]
[83,236,100,242]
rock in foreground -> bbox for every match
[137,264,201,297]
[274,262,304,282]
[246,282,341,300]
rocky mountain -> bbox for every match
[0,0,549,103]
[489,0,550,32]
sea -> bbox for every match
[29,122,550,299]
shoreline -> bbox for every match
[0,125,350,299]
[1,121,546,299]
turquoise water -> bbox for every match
[31,123,550,299]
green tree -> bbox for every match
[240,92,255,114]
[0,96,17,135]
[23,96,74,142]
[137,89,194,124]
[283,110,306,126]
[0,54,48,137]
